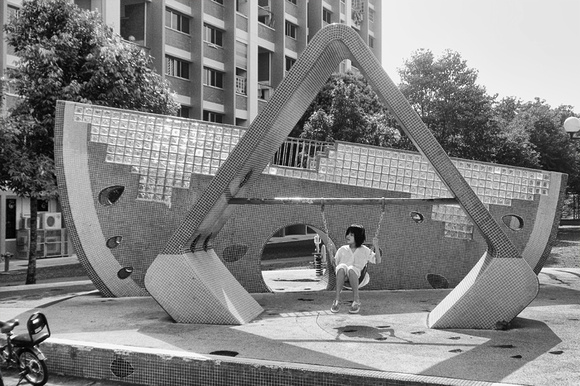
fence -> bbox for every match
[271,137,332,169]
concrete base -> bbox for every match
[145,250,263,324]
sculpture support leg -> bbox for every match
[145,250,263,324]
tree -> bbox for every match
[1,0,179,284]
[293,72,400,147]
[492,97,540,169]
[397,49,500,162]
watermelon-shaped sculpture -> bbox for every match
[54,24,566,328]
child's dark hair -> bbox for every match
[345,224,366,247]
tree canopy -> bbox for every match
[1,0,178,195]
[291,72,400,147]
[0,0,179,283]
[397,49,500,162]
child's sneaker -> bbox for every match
[349,301,361,314]
[330,300,340,313]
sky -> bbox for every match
[381,0,580,113]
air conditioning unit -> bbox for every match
[22,216,41,229]
[41,212,62,230]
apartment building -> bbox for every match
[0,0,381,257]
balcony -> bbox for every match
[258,5,274,28]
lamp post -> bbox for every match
[563,116,580,220]
[564,116,580,140]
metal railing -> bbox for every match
[271,137,332,169]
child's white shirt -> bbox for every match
[334,245,376,271]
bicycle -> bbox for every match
[0,313,50,386]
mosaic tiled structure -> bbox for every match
[54,24,566,328]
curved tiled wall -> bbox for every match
[54,24,566,328]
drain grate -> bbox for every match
[111,356,134,378]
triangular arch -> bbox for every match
[145,24,538,328]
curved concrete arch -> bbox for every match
[54,105,149,297]
[144,24,539,327]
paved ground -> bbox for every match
[1,264,580,385]
[1,229,579,385]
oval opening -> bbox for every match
[426,273,449,289]
[410,211,424,223]
[106,236,123,249]
[261,224,329,293]
[502,214,524,231]
[223,244,248,262]
[99,186,125,206]
[117,267,133,279]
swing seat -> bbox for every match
[343,264,370,290]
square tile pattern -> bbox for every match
[75,105,553,241]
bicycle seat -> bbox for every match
[0,319,19,334]
[28,313,50,345]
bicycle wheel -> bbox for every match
[17,348,48,386]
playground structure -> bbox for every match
[54,24,566,329]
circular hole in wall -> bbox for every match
[261,224,330,293]
[502,214,524,231]
[98,186,125,206]
[410,211,424,223]
[106,236,123,249]
[117,267,133,279]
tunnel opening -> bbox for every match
[261,224,331,292]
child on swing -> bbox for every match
[331,224,381,314]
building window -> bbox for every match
[285,56,296,72]
[37,199,49,212]
[340,0,346,14]
[166,56,190,79]
[369,8,375,23]
[287,0,297,4]
[204,67,224,88]
[178,106,190,118]
[213,0,224,4]
[121,2,146,44]
[204,24,223,47]
[369,36,374,48]
[285,21,297,39]
[236,76,247,95]
[203,110,223,123]
[7,5,19,19]
[323,8,332,24]
[166,8,190,34]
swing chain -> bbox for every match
[320,200,336,260]
[374,199,386,240]
[320,201,329,236]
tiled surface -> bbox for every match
[43,339,516,386]
[74,97,554,244]
[54,24,566,327]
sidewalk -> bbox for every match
[1,254,80,271]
